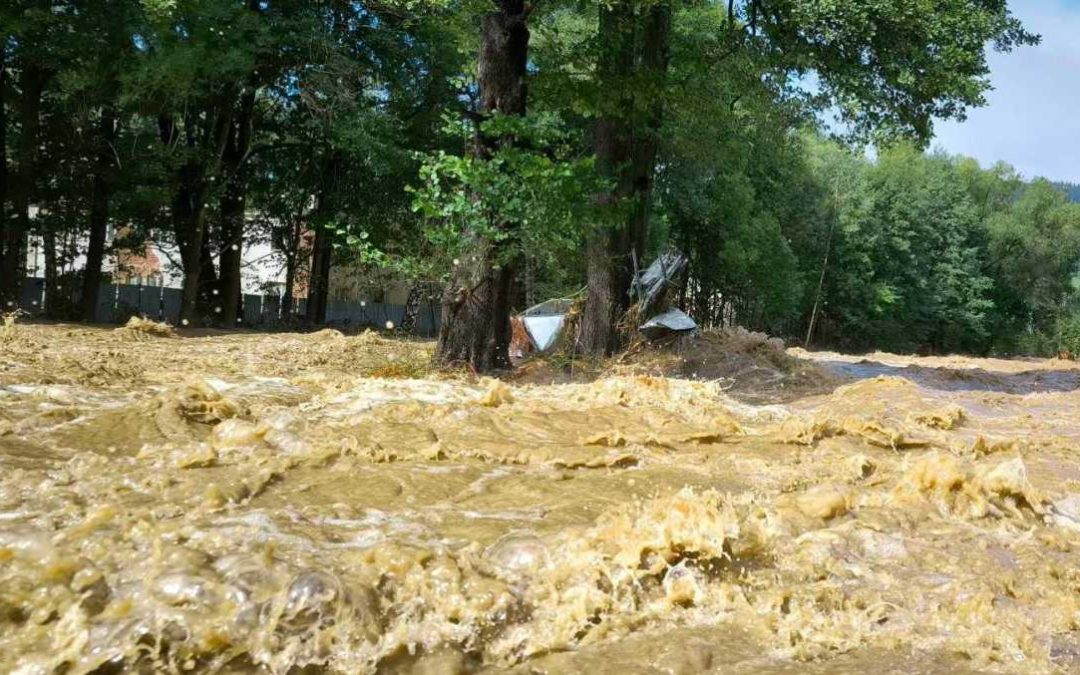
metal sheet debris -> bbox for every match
[639,308,698,341]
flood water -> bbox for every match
[3,322,1080,674]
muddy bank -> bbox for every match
[3,323,1080,673]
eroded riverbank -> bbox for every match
[3,322,1080,673]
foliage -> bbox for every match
[1052,182,1080,204]
[409,113,600,275]
[1056,313,1080,358]
[751,0,1038,141]
[4,0,1074,363]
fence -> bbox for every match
[12,278,442,337]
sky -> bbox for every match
[931,0,1080,183]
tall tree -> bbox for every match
[434,0,530,370]
[580,0,636,354]
[305,152,340,325]
[1,62,49,310]
[81,106,116,321]
[580,0,1037,355]
[0,33,9,310]
[582,0,673,353]
[218,86,256,325]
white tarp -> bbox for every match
[522,314,565,352]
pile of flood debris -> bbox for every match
[512,249,697,358]
[506,251,834,401]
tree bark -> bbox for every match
[271,204,305,321]
[400,283,423,334]
[81,106,116,322]
[305,223,331,324]
[435,0,529,371]
[282,251,296,319]
[198,229,219,315]
[581,0,671,355]
[305,154,339,325]
[162,98,234,327]
[0,37,7,306]
[580,0,635,355]
[218,80,257,326]
[275,212,303,320]
[627,0,670,265]
[1,64,47,310]
[217,188,243,325]
[160,114,201,326]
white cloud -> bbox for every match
[932,0,1080,182]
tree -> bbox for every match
[581,0,671,353]
[984,179,1080,346]
[575,0,1036,355]
[432,0,530,370]
[815,146,995,353]
[0,0,64,310]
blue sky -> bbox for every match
[932,0,1080,183]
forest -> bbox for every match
[2,0,1076,371]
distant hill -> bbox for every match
[1052,181,1080,203]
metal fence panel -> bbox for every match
[9,278,439,337]
[263,295,281,324]
[162,288,182,324]
[417,304,440,336]
[140,286,163,318]
[382,303,405,328]
[324,301,349,324]
[95,283,115,322]
[242,295,262,325]
[116,284,142,321]
[17,278,43,313]
[110,283,161,320]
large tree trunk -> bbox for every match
[162,100,234,327]
[1,64,47,310]
[218,80,257,327]
[435,0,529,371]
[400,283,423,334]
[580,0,636,354]
[0,38,7,307]
[627,0,670,263]
[272,207,304,321]
[282,252,296,319]
[279,214,303,320]
[172,173,207,326]
[198,230,219,316]
[305,155,338,326]
[81,107,116,322]
[305,224,330,324]
[217,187,243,325]
[581,0,671,355]
[160,114,204,326]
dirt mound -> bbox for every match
[512,327,838,403]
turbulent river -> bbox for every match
[4,322,1080,674]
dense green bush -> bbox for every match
[1055,314,1080,358]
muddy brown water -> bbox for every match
[3,324,1080,673]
